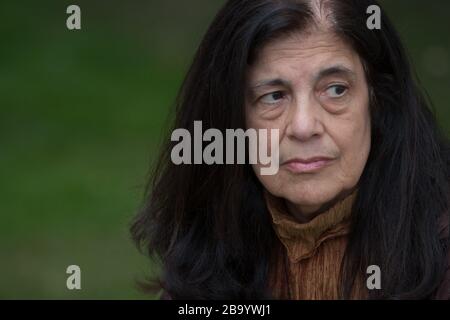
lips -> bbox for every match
[282,156,335,173]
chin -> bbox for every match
[277,183,340,208]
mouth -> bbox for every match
[282,156,335,174]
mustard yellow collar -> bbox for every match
[264,189,358,263]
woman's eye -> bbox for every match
[325,85,348,98]
[260,91,285,104]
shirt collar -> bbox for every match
[264,188,358,263]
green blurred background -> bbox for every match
[0,1,449,299]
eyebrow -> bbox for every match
[248,64,356,91]
[249,78,292,90]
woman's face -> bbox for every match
[245,29,371,222]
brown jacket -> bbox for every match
[265,189,450,300]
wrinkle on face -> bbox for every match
[245,27,371,222]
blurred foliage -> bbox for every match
[0,0,448,299]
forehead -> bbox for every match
[247,30,362,81]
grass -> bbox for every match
[0,1,187,299]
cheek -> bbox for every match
[333,108,371,179]
[246,113,285,155]
[245,103,262,128]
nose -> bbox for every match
[285,93,324,141]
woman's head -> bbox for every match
[131,0,450,299]
[245,17,372,221]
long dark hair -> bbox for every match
[131,0,450,299]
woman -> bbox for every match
[131,0,450,299]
